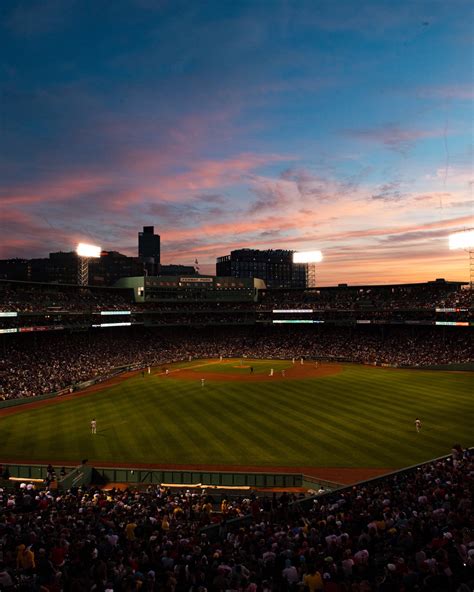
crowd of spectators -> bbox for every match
[0,326,471,401]
[1,280,471,315]
[0,284,133,313]
[257,286,472,312]
[0,448,472,591]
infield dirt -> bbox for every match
[164,361,342,382]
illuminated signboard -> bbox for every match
[100,311,131,315]
[179,277,213,283]
[273,309,313,313]
[435,321,469,326]
[92,322,132,328]
[272,320,324,324]
[0,312,18,317]
[435,308,468,313]
[0,328,18,334]
[356,320,371,324]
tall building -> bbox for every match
[216,249,307,288]
[48,252,78,284]
[138,226,160,276]
[0,258,34,281]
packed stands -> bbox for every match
[1,279,471,314]
[0,448,472,591]
[258,280,472,310]
[0,281,133,313]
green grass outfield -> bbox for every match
[1,361,472,469]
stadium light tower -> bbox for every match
[448,229,474,289]
[76,243,101,286]
[293,251,323,288]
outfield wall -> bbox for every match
[0,390,61,409]
[0,462,340,491]
[424,361,474,371]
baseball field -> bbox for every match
[1,359,472,482]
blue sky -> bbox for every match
[0,0,472,284]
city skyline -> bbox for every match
[1,0,473,285]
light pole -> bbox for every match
[448,230,474,290]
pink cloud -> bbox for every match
[0,173,112,206]
[89,153,294,213]
[156,153,291,194]
[162,214,473,257]
[1,153,293,209]
[315,215,474,243]
[0,208,84,258]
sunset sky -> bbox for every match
[1,0,473,285]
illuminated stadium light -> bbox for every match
[292,250,323,263]
[76,242,101,286]
[448,229,474,289]
[293,251,323,288]
[76,243,101,258]
[448,230,474,250]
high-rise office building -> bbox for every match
[138,226,160,275]
[138,226,160,262]
[216,249,307,288]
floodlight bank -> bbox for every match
[448,230,474,250]
[293,250,323,263]
[76,243,102,258]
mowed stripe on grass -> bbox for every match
[0,364,472,468]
